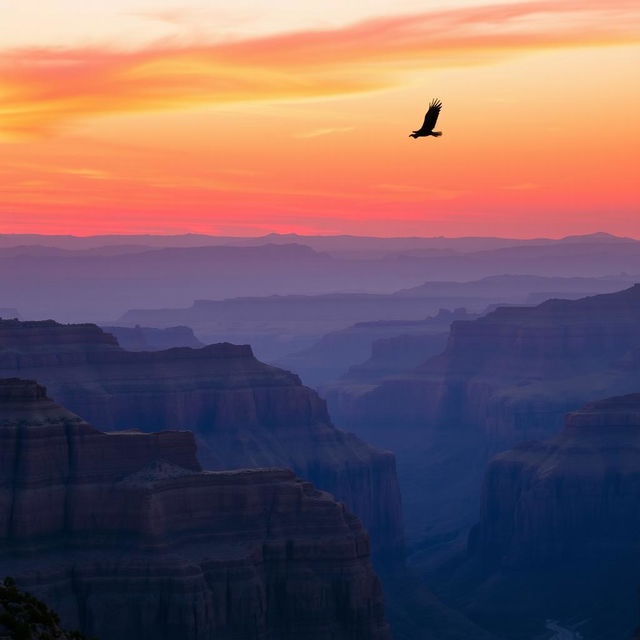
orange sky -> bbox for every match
[1,0,639,237]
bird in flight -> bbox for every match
[409,99,443,139]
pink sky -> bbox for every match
[1,0,638,237]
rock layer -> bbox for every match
[0,319,403,558]
[452,393,640,639]
[472,393,640,567]
[0,378,390,640]
[324,286,640,546]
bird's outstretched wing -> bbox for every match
[419,99,442,132]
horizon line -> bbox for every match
[0,230,637,241]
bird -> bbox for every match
[409,99,443,138]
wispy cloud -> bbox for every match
[293,126,354,138]
[376,183,465,200]
[129,9,198,26]
[1,0,638,137]
[58,167,112,179]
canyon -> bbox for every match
[0,378,390,640]
[324,285,640,548]
[0,318,403,559]
[277,308,476,387]
[442,392,640,640]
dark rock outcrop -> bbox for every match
[0,577,93,640]
[0,378,390,640]
[0,319,403,558]
[448,393,640,639]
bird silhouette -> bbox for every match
[409,99,443,138]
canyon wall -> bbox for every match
[0,319,403,558]
[323,286,640,547]
[449,393,640,639]
[0,378,390,640]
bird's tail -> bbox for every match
[432,131,443,137]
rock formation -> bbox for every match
[120,293,486,362]
[278,308,474,387]
[100,324,203,350]
[0,319,403,558]
[0,378,390,640]
[324,286,640,548]
[448,393,640,639]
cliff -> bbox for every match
[0,319,403,558]
[323,286,640,547]
[446,393,640,639]
[0,378,390,640]
[331,284,640,441]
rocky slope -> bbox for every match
[0,378,390,640]
[446,393,640,639]
[0,319,403,558]
[324,285,640,548]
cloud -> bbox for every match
[376,183,464,200]
[1,0,638,137]
[58,167,112,179]
[129,9,198,26]
[293,127,354,138]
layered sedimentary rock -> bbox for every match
[452,394,640,639]
[0,378,390,640]
[324,286,640,546]
[330,285,640,443]
[0,319,403,557]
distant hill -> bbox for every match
[0,231,636,256]
[2,235,640,322]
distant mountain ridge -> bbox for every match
[0,230,636,253]
[3,235,640,321]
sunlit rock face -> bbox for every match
[0,318,404,558]
[455,393,640,640]
[0,378,391,640]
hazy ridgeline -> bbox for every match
[2,231,640,640]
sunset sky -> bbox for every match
[1,0,638,237]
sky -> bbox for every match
[1,0,639,237]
